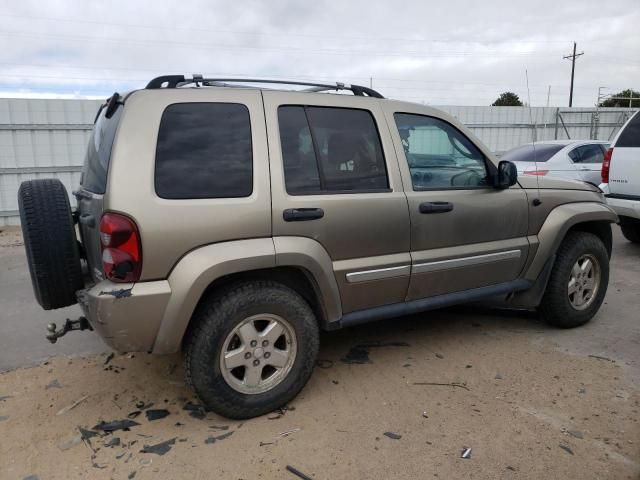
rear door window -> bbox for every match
[155,103,253,199]
[278,106,389,194]
[81,105,123,194]
[568,144,605,163]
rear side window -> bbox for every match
[278,106,389,194]
[568,144,605,163]
[501,144,564,163]
[81,105,123,194]
[155,103,252,199]
[616,112,640,148]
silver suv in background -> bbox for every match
[600,111,640,243]
[18,75,617,418]
[501,140,610,186]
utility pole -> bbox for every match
[546,85,551,107]
[369,77,373,89]
[563,42,584,107]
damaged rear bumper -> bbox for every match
[78,280,172,352]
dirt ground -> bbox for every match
[1,313,638,480]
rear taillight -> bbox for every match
[524,170,548,176]
[99,213,142,283]
[601,147,613,183]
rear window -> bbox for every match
[155,103,253,199]
[501,143,564,163]
[616,112,640,148]
[81,105,123,194]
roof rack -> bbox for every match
[145,75,384,98]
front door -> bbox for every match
[263,91,411,314]
[383,106,530,300]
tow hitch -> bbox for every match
[46,317,93,344]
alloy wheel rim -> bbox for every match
[568,253,600,311]
[219,314,297,394]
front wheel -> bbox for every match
[184,281,319,419]
[539,231,609,328]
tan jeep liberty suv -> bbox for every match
[18,75,618,419]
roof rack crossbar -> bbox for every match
[145,75,384,98]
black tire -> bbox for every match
[619,217,640,244]
[539,231,609,328]
[18,179,84,310]
[184,281,319,419]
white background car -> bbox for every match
[600,111,640,243]
[501,140,610,186]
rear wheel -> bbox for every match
[619,217,640,244]
[184,281,319,419]
[539,231,609,328]
[18,179,84,310]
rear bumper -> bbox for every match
[604,195,640,220]
[78,279,171,352]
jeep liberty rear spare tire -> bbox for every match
[539,231,609,328]
[18,179,84,310]
[184,281,319,419]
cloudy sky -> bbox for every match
[0,0,638,106]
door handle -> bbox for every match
[419,201,454,214]
[283,208,325,222]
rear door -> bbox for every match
[610,112,640,196]
[263,91,411,314]
[568,143,606,185]
[383,105,530,300]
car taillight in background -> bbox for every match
[99,213,142,282]
[523,170,549,176]
[601,147,613,183]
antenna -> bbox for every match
[525,69,542,206]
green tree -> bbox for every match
[599,89,640,108]
[491,92,523,106]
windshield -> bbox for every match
[501,144,564,163]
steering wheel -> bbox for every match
[450,169,482,187]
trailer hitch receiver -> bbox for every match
[46,317,93,344]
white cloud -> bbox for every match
[0,0,638,106]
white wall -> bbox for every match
[0,97,636,225]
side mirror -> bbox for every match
[495,160,518,189]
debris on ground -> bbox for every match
[495,373,503,380]
[56,395,88,415]
[412,381,470,391]
[567,430,584,439]
[140,438,176,456]
[286,465,314,480]
[422,411,429,418]
[57,434,83,451]
[315,359,333,369]
[341,341,410,364]
[559,444,574,455]
[205,431,234,444]
[22,475,39,480]
[383,431,402,440]
[104,353,115,365]
[0,395,12,402]
[128,410,142,419]
[105,437,121,447]
[268,405,296,420]
[145,409,170,421]
[588,355,614,362]
[208,425,229,431]
[128,472,136,479]
[277,428,300,438]
[435,353,444,359]
[93,419,140,433]
[0,415,9,422]
[461,447,472,459]
[183,401,206,419]
[45,379,62,390]
[135,401,154,410]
